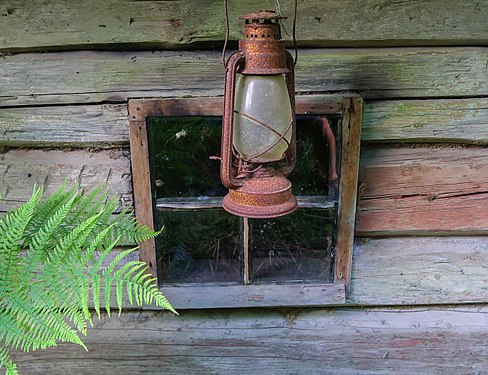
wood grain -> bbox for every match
[362,98,488,144]
[161,284,345,309]
[357,146,488,235]
[351,237,488,305]
[0,104,128,147]
[129,119,157,277]
[0,148,132,213]
[335,97,362,288]
[94,235,488,308]
[1,47,487,107]
[10,306,488,374]
[3,146,487,235]
[2,97,488,147]
[155,196,336,210]
[0,0,487,51]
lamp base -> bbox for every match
[222,174,297,219]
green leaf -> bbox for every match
[0,184,176,373]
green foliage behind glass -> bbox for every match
[148,117,224,198]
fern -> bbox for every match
[0,185,176,375]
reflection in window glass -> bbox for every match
[290,115,340,197]
[147,117,224,198]
[147,116,339,285]
[155,209,241,284]
[250,208,334,284]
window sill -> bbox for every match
[159,283,346,309]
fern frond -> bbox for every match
[0,187,42,286]
[50,212,103,262]
[0,345,18,375]
[27,195,77,264]
[22,182,75,244]
[2,291,85,352]
[0,184,176,374]
[107,259,177,315]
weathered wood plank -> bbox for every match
[0,148,132,212]
[155,196,336,210]
[362,98,488,144]
[161,284,345,309]
[2,97,488,147]
[0,104,128,147]
[128,94,344,119]
[1,47,487,107]
[101,235,488,308]
[129,118,157,276]
[10,306,488,374]
[335,97,362,288]
[3,146,487,235]
[351,237,488,305]
[0,0,487,52]
[357,146,488,235]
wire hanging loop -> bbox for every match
[274,0,298,66]
[222,0,230,66]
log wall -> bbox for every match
[1,1,487,374]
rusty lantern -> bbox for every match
[220,11,297,218]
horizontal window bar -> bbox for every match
[155,195,336,210]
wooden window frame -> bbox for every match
[128,94,362,309]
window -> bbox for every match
[128,95,362,308]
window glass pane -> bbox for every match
[147,115,338,286]
[250,208,335,284]
[147,117,225,198]
[289,115,341,197]
[155,209,241,284]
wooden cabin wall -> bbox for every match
[1,0,487,373]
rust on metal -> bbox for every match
[223,174,297,219]
[238,10,288,75]
[221,10,297,218]
[221,52,245,190]
[281,51,296,177]
[238,11,284,21]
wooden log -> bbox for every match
[2,97,488,147]
[1,47,487,107]
[0,0,487,52]
[9,306,488,374]
[357,146,488,235]
[351,237,488,305]
[0,148,132,212]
